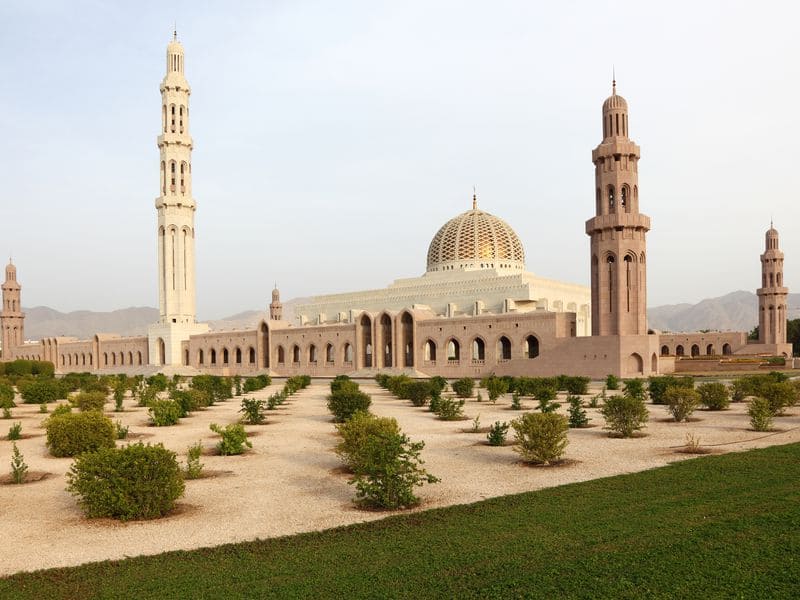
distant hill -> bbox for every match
[648,291,800,333]
[19,291,800,341]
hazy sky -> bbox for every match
[1,1,798,319]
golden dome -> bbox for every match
[426,199,525,274]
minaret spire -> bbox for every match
[612,66,616,95]
[472,185,477,210]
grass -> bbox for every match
[3,443,800,599]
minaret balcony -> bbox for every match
[756,287,789,296]
[585,213,650,234]
[592,140,640,162]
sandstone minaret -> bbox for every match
[269,285,283,321]
[757,224,788,345]
[148,32,208,366]
[586,81,650,336]
[1,261,24,359]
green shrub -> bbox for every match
[335,411,401,472]
[148,400,182,427]
[20,379,66,404]
[730,373,788,402]
[533,384,558,405]
[209,423,252,455]
[0,382,15,407]
[66,442,184,521]
[562,376,590,395]
[622,379,647,402]
[434,397,465,420]
[1,359,54,378]
[184,442,204,479]
[267,391,286,410]
[697,382,730,410]
[428,394,441,413]
[328,389,372,422]
[511,392,522,410]
[348,428,439,509]
[605,374,620,390]
[429,376,447,395]
[487,421,510,446]
[511,412,569,465]
[233,375,242,396]
[240,398,266,425]
[39,402,48,413]
[536,395,560,414]
[145,374,169,392]
[600,394,649,437]
[567,395,589,428]
[452,378,474,399]
[115,421,129,440]
[330,375,354,395]
[51,402,72,417]
[10,442,28,484]
[7,422,22,440]
[375,373,391,388]
[191,375,232,402]
[2,407,10,419]
[46,412,116,457]
[748,398,774,432]
[405,381,433,407]
[648,376,695,405]
[113,383,126,412]
[760,382,797,416]
[664,387,701,422]
[242,374,271,393]
[484,376,508,403]
[72,391,107,412]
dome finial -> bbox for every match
[612,65,616,95]
[173,22,177,41]
[472,185,477,210]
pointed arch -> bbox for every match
[498,336,512,360]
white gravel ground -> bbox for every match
[0,380,797,576]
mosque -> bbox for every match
[0,36,792,378]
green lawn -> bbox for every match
[3,443,799,599]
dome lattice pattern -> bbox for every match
[426,207,525,273]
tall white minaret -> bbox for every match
[148,31,208,366]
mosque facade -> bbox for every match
[0,37,792,377]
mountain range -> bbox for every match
[16,291,800,341]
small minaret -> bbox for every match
[757,223,788,345]
[269,285,283,321]
[148,31,209,365]
[1,260,25,358]
[586,80,650,336]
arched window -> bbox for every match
[235,347,242,364]
[211,349,217,365]
[170,161,176,192]
[723,343,732,355]
[596,188,601,214]
[222,348,229,364]
[675,345,684,357]
[777,273,783,286]
[770,273,774,287]
[184,349,189,366]
[344,343,353,363]
[89,354,93,366]
[499,336,512,360]
[326,343,334,363]
[607,255,616,311]
[706,344,714,356]
[447,339,460,361]
[424,340,436,362]
[525,335,540,359]
[608,185,616,213]
[104,352,108,366]
[691,344,700,357]
[179,105,184,133]
[277,346,285,364]
[249,347,256,364]
[472,338,485,362]
[621,186,628,211]
[128,351,133,365]
[112,353,117,366]
[198,349,204,365]
[309,344,317,363]
[292,345,300,363]
[360,314,373,368]
[170,104,176,132]
[661,345,669,356]
[180,162,186,194]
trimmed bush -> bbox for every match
[697,382,730,411]
[191,375,232,402]
[10,442,28,484]
[487,421,510,446]
[0,359,54,378]
[429,376,447,395]
[511,412,569,465]
[330,375,354,395]
[72,391,107,412]
[335,411,401,472]
[484,376,509,403]
[66,442,185,521]
[760,382,797,416]
[145,374,169,392]
[328,389,371,422]
[434,398,465,420]
[184,442,204,479]
[622,379,647,402]
[7,422,22,440]
[240,397,266,425]
[648,376,694,405]
[748,397,774,431]
[562,376,590,395]
[46,412,116,457]
[600,394,649,437]
[567,395,589,428]
[664,387,701,422]
[20,379,66,404]
[405,381,433,407]
[348,428,439,509]
[242,374,271,393]
[0,382,15,407]
[452,378,474,399]
[148,400,182,426]
[605,374,620,390]
[209,423,252,455]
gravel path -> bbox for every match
[0,380,797,576]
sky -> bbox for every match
[0,0,798,319]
